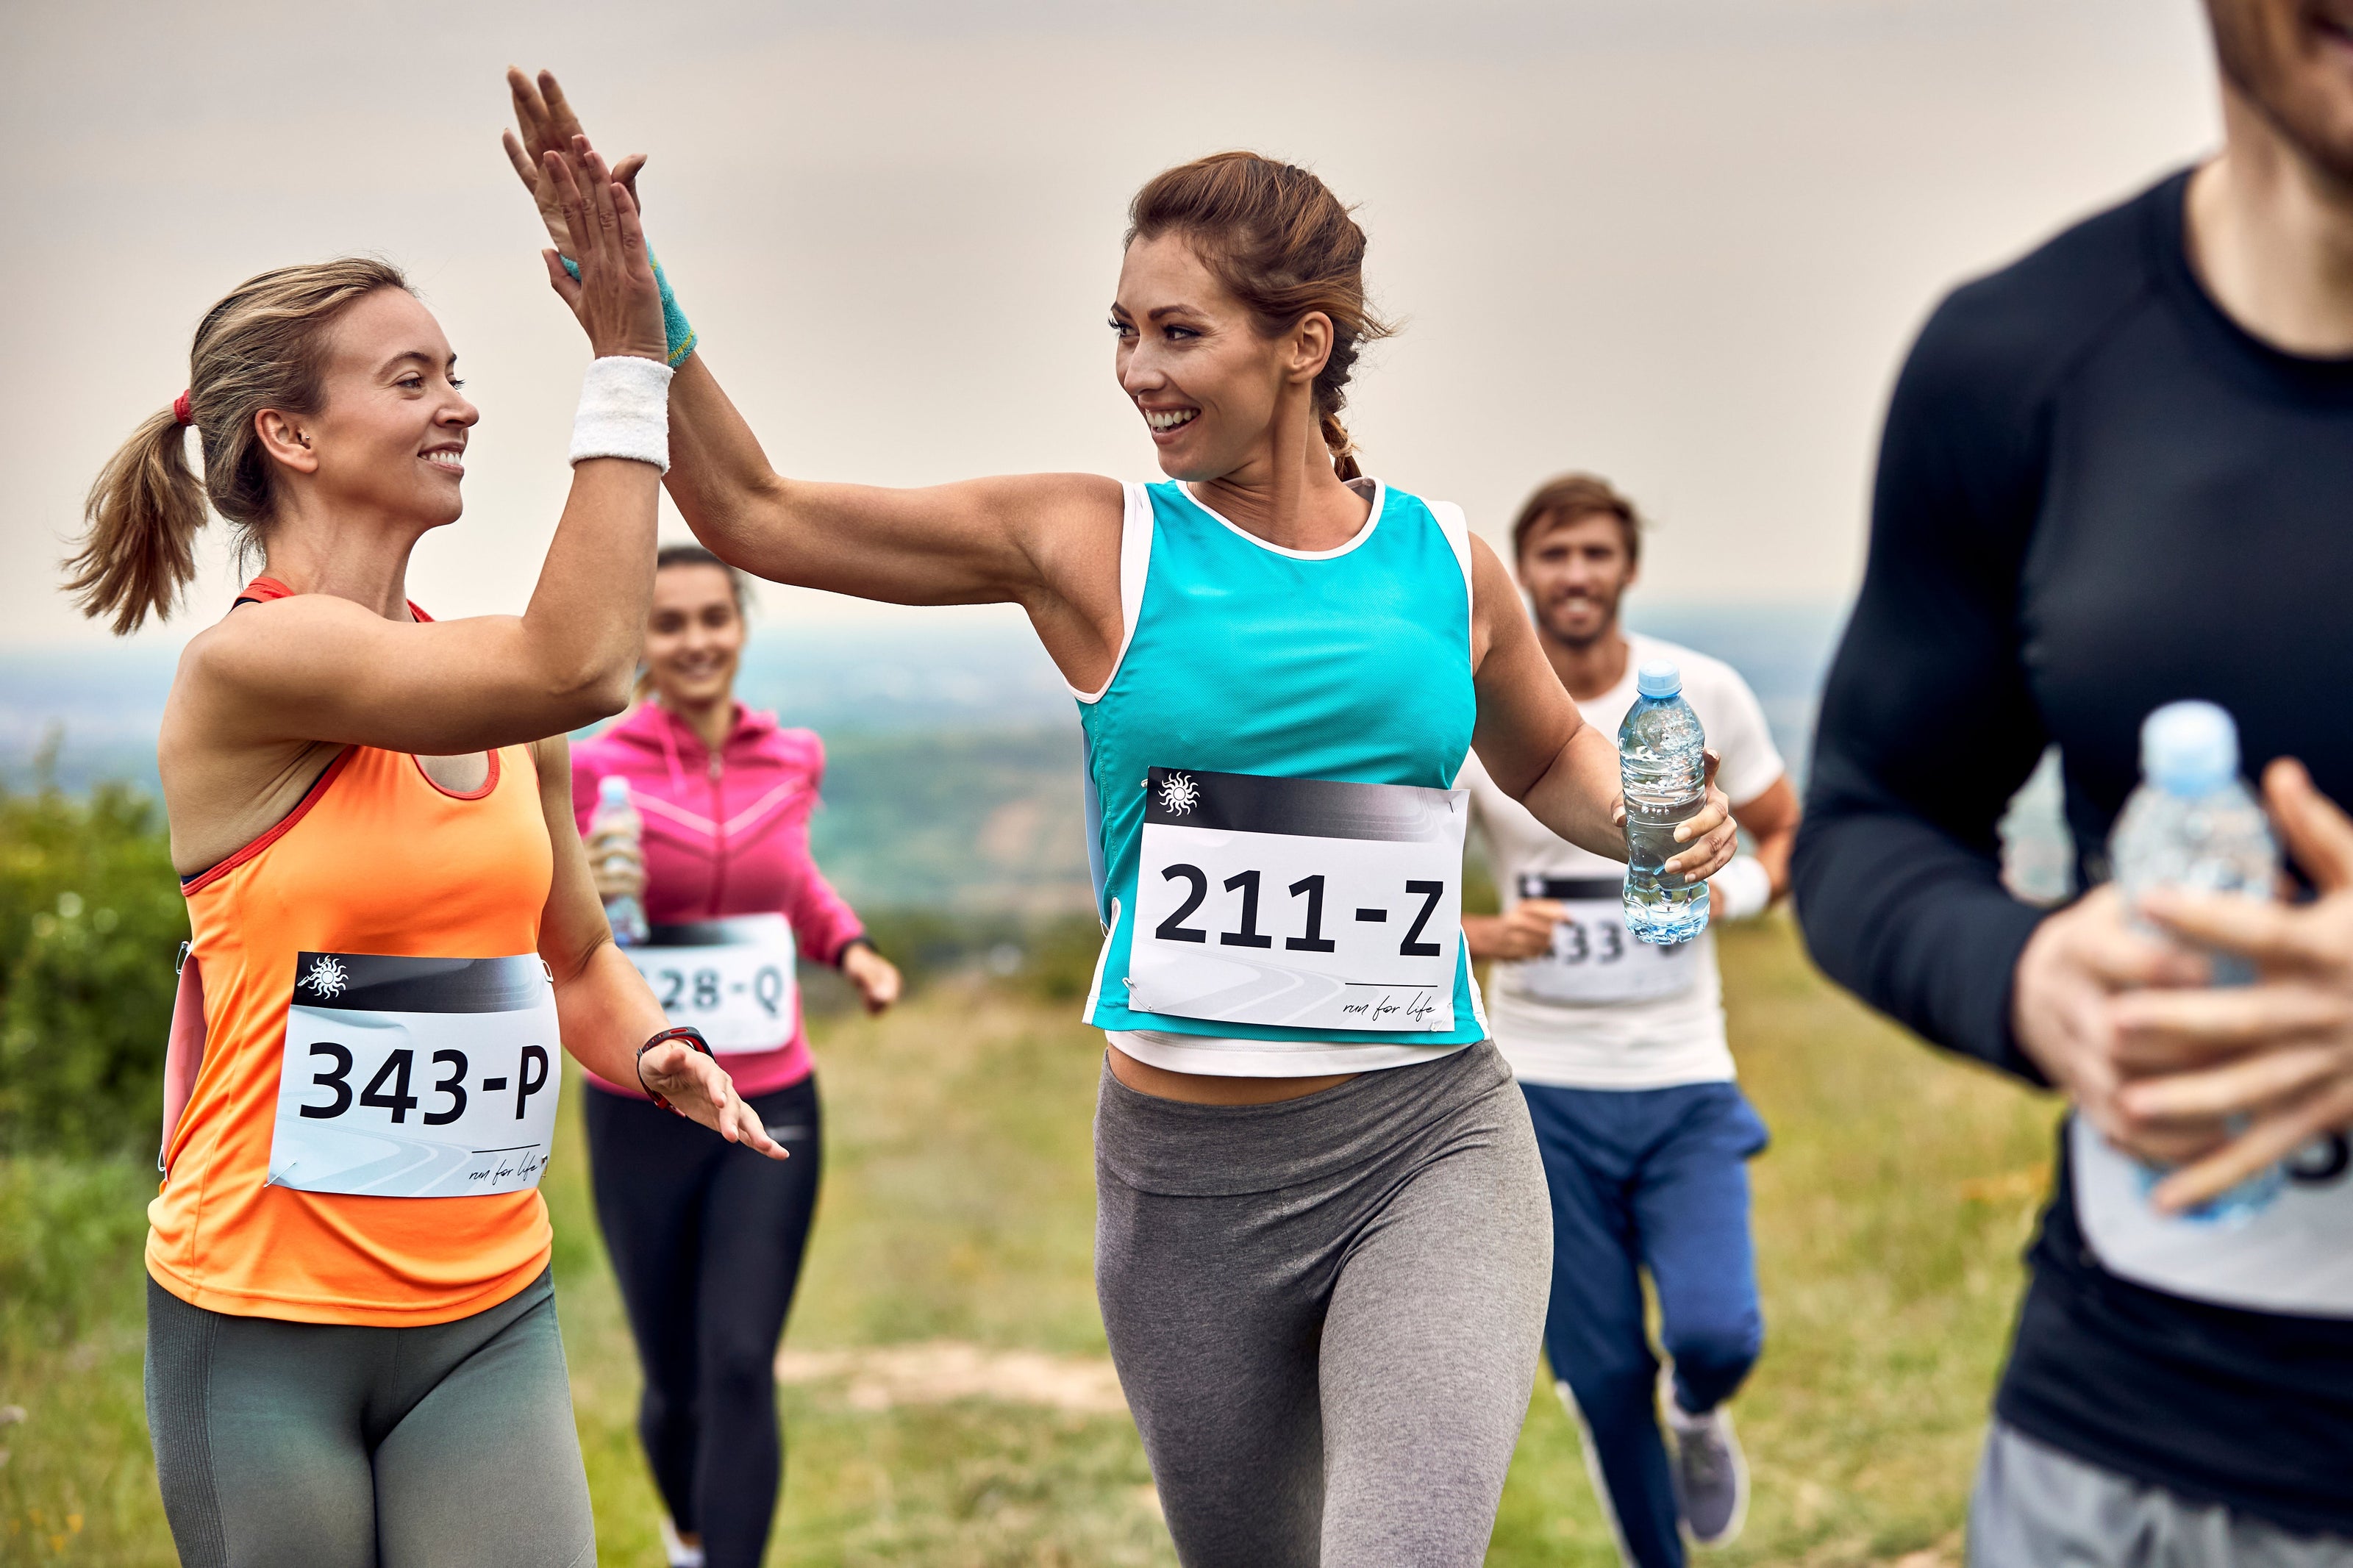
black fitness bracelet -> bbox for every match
[636,1025,714,1114]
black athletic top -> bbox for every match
[1795,169,2353,1537]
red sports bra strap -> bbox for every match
[232,577,433,622]
[235,576,294,606]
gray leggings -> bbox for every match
[145,1268,595,1568]
[1095,1040,1552,1568]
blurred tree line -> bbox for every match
[0,758,186,1159]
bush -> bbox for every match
[0,781,186,1157]
[0,1153,154,1342]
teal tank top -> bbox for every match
[1076,478,1487,1046]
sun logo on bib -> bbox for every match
[1157,772,1202,816]
[299,955,349,999]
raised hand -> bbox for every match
[502,67,646,260]
[539,137,665,362]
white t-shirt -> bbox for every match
[1461,631,1785,1089]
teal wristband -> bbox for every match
[560,253,696,367]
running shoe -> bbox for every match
[659,1517,705,1568]
[1665,1397,1749,1547]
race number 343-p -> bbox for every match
[1128,767,1467,1033]
[267,952,561,1199]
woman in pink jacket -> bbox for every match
[573,543,899,1568]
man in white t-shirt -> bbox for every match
[1460,473,1799,1566]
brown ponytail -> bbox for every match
[66,257,411,634]
[71,410,208,635]
[1126,151,1395,482]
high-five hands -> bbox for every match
[535,135,665,362]
[2014,758,2353,1212]
[503,68,645,262]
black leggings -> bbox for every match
[583,1077,821,1568]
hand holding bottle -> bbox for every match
[2113,757,2353,1211]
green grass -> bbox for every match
[0,917,2056,1566]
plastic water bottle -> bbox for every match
[593,775,649,946]
[1621,661,1711,945]
[2110,701,2282,1223]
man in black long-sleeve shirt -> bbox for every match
[1796,2,2353,1560]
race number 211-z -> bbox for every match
[1126,768,1468,1034]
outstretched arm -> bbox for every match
[1466,535,1735,881]
[660,354,1119,611]
[500,68,1125,687]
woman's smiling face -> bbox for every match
[643,562,745,711]
[294,287,479,531]
[1113,232,1305,484]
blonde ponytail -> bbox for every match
[63,256,411,636]
[67,409,209,634]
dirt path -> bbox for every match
[776,1341,1128,1415]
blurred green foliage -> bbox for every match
[0,770,186,1158]
[0,1153,152,1341]
[802,909,1106,1017]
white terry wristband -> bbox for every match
[569,356,675,473]
[1709,855,1774,921]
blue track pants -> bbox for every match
[1520,1079,1768,1568]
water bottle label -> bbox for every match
[265,952,561,1198]
[1507,875,1702,1004]
[1126,768,1464,1032]
[2070,1117,2353,1316]
[621,914,799,1053]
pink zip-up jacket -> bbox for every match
[571,701,867,1099]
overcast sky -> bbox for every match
[7,0,2218,651]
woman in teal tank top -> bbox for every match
[506,79,1735,1567]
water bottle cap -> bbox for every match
[2140,701,2239,796]
[1635,661,1682,699]
[597,775,632,805]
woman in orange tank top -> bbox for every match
[67,146,778,1568]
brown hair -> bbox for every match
[655,543,752,617]
[1510,473,1643,568]
[66,257,412,635]
[1125,152,1395,482]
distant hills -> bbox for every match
[1,605,1870,912]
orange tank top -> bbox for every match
[148,582,557,1326]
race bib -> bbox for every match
[624,914,799,1053]
[1509,875,1701,1005]
[268,953,560,1199]
[1127,767,1465,1032]
[2071,1116,2353,1317]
